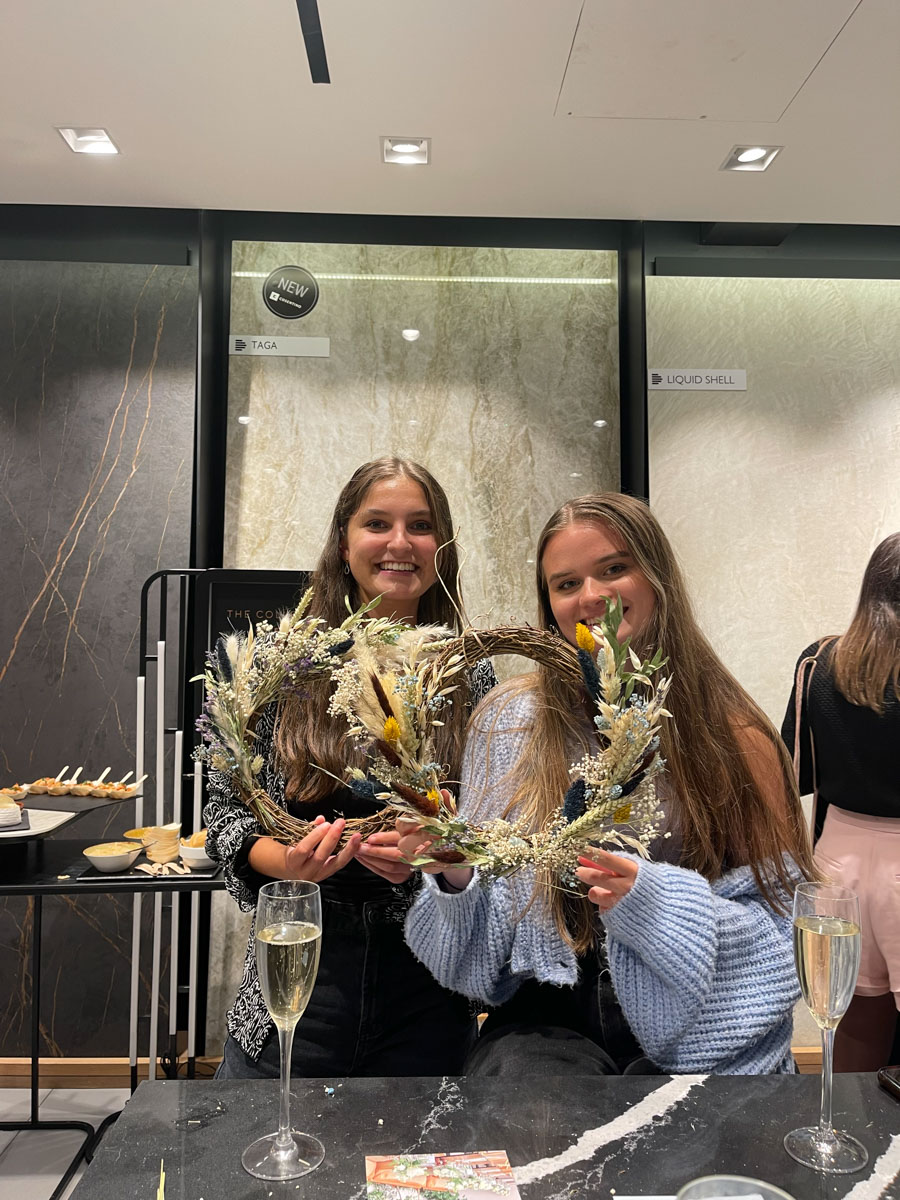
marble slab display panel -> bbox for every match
[647,275,900,727]
[647,276,900,1048]
[225,242,619,619]
[205,242,620,1049]
[0,261,197,1055]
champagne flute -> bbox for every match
[241,880,324,1180]
[784,882,868,1174]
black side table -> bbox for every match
[0,837,225,1200]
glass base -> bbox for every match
[242,1131,325,1180]
[784,1125,868,1174]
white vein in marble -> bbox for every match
[841,1133,900,1200]
[514,1074,706,1187]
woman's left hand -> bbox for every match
[355,830,414,885]
[576,849,639,912]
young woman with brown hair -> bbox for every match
[401,493,815,1075]
[782,532,900,1072]
[206,457,494,1078]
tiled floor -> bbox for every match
[0,1087,130,1200]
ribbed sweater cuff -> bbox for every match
[601,857,712,956]
[421,868,481,903]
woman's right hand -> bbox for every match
[282,817,361,882]
[395,816,473,889]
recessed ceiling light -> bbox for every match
[237,415,251,425]
[720,144,782,172]
[569,472,583,479]
[381,136,430,165]
[401,328,420,341]
[56,127,119,155]
[592,419,608,429]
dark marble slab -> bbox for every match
[0,258,196,1055]
[70,1074,900,1200]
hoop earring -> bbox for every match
[343,562,350,576]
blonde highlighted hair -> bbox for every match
[485,493,815,953]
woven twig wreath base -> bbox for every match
[239,625,580,846]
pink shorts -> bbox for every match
[814,805,900,1009]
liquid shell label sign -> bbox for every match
[262,265,320,319]
[648,369,747,391]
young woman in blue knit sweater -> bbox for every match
[399,493,816,1076]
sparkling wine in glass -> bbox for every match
[784,882,868,1174]
[241,880,324,1181]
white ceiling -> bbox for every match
[2,0,898,225]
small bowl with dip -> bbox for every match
[180,833,215,871]
[83,842,142,872]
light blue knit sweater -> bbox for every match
[405,688,800,1075]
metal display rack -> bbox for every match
[134,568,309,1086]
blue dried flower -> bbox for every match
[576,648,601,703]
[349,776,377,800]
[215,637,232,682]
[328,637,354,658]
[562,778,587,823]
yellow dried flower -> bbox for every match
[613,803,632,824]
[575,623,595,654]
[383,716,401,745]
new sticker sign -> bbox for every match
[262,265,320,320]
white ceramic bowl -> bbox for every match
[83,842,142,872]
[179,843,216,871]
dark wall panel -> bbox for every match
[0,260,196,1055]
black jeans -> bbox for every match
[219,882,476,1078]
[465,936,661,1077]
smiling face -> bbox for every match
[540,521,657,647]
[341,476,439,621]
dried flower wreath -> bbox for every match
[194,590,671,885]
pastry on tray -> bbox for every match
[0,785,27,807]
[26,777,58,795]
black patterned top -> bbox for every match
[204,658,496,1057]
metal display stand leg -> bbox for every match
[0,896,103,1200]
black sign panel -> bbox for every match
[262,265,320,320]
[191,570,313,671]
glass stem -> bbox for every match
[818,1026,835,1141]
[275,1021,296,1151]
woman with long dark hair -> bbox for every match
[206,457,494,1077]
[782,532,900,1071]
[400,493,815,1075]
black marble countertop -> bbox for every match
[69,1073,900,1200]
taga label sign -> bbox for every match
[648,369,747,391]
[229,335,330,357]
[262,265,319,319]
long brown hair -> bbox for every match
[480,493,814,953]
[832,533,900,713]
[275,457,468,802]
